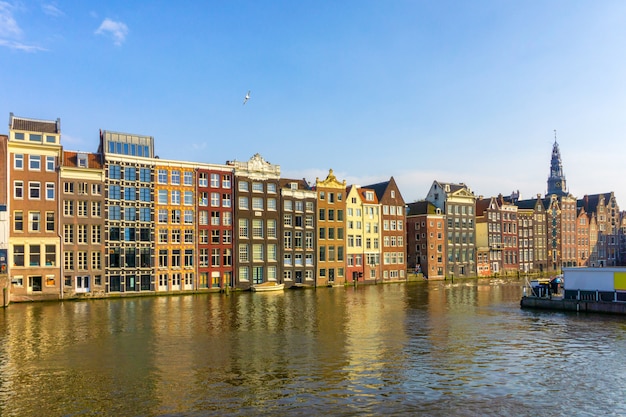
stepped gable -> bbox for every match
[577,193,613,212]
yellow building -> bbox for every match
[315,170,347,286]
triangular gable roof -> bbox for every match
[363,176,405,204]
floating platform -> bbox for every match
[520,296,626,315]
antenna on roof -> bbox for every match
[554,129,557,143]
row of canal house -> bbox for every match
[0,113,407,302]
[406,139,623,278]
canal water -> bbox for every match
[1,279,625,416]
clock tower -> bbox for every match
[547,131,567,196]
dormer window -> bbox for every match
[77,153,88,168]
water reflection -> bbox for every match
[1,280,626,416]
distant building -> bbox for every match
[425,181,476,278]
[406,200,445,279]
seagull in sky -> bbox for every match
[243,90,251,105]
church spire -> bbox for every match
[547,130,567,196]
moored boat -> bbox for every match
[251,282,285,292]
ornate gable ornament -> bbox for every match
[451,188,475,198]
[316,169,347,189]
[230,153,280,178]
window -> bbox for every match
[171,170,180,185]
[199,210,208,225]
[14,181,24,199]
[109,185,121,200]
[211,174,220,187]
[29,155,41,170]
[239,245,249,262]
[14,211,23,231]
[77,201,88,217]
[140,168,151,182]
[184,191,193,205]
[239,196,249,209]
[198,172,208,187]
[13,245,25,266]
[29,182,41,199]
[46,212,55,232]
[91,201,102,217]
[184,210,193,224]
[29,212,41,232]
[171,209,181,224]
[252,198,263,210]
[109,206,121,220]
[253,219,264,238]
[64,182,74,194]
[267,219,277,238]
[222,175,231,188]
[239,219,249,237]
[158,190,168,204]
[29,244,41,266]
[267,198,276,211]
[92,251,102,270]
[212,249,220,266]
[171,190,180,205]
[184,171,193,186]
[267,183,276,193]
[158,209,168,223]
[238,181,249,191]
[140,207,151,222]
[211,211,220,226]
[222,194,231,207]
[64,224,74,243]
[211,192,220,206]
[252,182,263,192]
[14,154,24,169]
[109,165,121,179]
[92,225,101,244]
[158,170,168,184]
[63,201,74,217]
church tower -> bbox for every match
[547,131,567,196]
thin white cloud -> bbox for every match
[0,38,46,52]
[42,3,64,17]
[95,18,128,46]
[0,1,22,38]
[0,1,46,52]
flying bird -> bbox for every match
[243,90,251,105]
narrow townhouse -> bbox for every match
[196,164,234,290]
[363,178,406,282]
[345,186,363,283]
[229,154,281,289]
[99,130,156,293]
[6,114,63,301]
[154,159,198,292]
[406,200,446,280]
[575,206,590,267]
[60,151,106,296]
[315,170,347,286]
[425,181,476,279]
[279,178,316,287]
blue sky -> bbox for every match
[2,1,626,205]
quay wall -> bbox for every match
[520,296,626,315]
